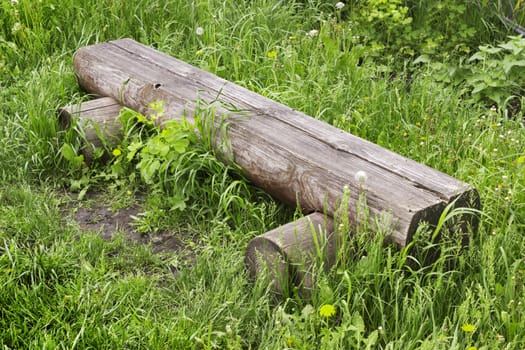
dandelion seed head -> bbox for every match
[308,29,319,37]
[354,170,368,184]
[11,22,21,33]
[335,2,345,9]
[195,27,204,36]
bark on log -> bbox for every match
[73,38,480,247]
[245,212,335,297]
[58,97,122,163]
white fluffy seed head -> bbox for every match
[195,27,204,36]
[354,170,368,184]
[335,2,345,10]
[308,29,319,37]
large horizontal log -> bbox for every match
[73,38,480,247]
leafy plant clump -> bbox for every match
[427,35,525,114]
[339,0,504,63]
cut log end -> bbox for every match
[245,212,335,297]
[245,236,290,296]
[57,97,123,163]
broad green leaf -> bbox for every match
[169,194,187,211]
[61,144,84,168]
[499,37,525,55]
[366,330,379,349]
[171,137,190,153]
[127,141,143,161]
[413,54,431,64]
[352,312,365,334]
[468,51,486,62]
[502,57,525,74]
[61,143,77,161]
[478,45,503,55]
[147,138,170,156]
[138,159,160,184]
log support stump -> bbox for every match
[58,97,122,163]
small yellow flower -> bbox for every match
[319,304,336,318]
[266,50,277,59]
[112,148,122,157]
[289,35,297,41]
[461,323,476,333]
[467,346,477,350]
[195,49,204,56]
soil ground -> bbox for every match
[61,191,190,255]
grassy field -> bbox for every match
[1,0,525,349]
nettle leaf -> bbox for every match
[468,51,486,62]
[498,36,525,56]
[502,57,525,75]
[478,45,503,55]
[484,89,506,106]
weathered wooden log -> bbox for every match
[73,38,480,249]
[58,97,122,162]
[245,213,335,296]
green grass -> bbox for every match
[1,0,525,349]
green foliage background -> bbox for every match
[1,0,524,349]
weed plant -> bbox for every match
[1,0,525,349]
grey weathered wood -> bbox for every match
[73,38,480,247]
[58,97,122,162]
[245,212,335,296]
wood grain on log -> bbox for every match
[73,38,480,247]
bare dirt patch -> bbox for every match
[62,191,191,255]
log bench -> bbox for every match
[65,38,480,295]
